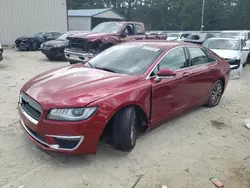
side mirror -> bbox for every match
[120,32,127,38]
[242,46,250,51]
[155,69,176,81]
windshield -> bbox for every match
[88,44,163,75]
[57,31,81,40]
[219,32,245,38]
[203,39,240,50]
[168,33,180,38]
[91,22,123,33]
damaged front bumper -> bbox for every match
[64,48,95,63]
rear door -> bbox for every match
[240,39,248,63]
[134,24,146,40]
[185,46,217,100]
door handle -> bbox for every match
[182,72,190,77]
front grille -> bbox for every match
[69,38,92,51]
[20,92,42,121]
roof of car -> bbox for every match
[220,30,250,33]
[207,37,240,41]
[122,40,198,50]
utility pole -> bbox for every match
[201,0,205,31]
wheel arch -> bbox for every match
[101,103,150,140]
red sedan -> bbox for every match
[18,41,230,155]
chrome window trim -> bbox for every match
[146,46,186,80]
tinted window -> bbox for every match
[88,44,163,75]
[189,47,211,66]
[158,47,187,70]
[202,48,216,62]
[135,24,144,35]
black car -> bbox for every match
[40,31,83,61]
[184,32,215,45]
[15,32,62,51]
[0,43,3,61]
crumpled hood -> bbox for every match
[210,49,241,60]
[69,32,117,41]
[22,64,139,109]
[16,36,35,41]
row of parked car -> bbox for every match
[5,22,250,79]
[161,30,250,78]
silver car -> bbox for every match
[203,37,249,78]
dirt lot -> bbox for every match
[0,49,250,188]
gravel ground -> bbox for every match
[0,49,250,188]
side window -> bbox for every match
[135,24,144,35]
[202,48,216,62]
[248,32,250,40]
[189,47,210,66]
[123,24,135,36]
[158,48,187,70]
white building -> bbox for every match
[68,8,126,31]
[0,0,68,45]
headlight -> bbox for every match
[0,43,2,49]
[47,107,98,121]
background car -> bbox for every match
[203,37,249,78]
[184,32,215,45]
[0,42,3,61]
[18,41,230,155]
[40,30,83,61]
[15,32,62,51]
[166,32,190,41]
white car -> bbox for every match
[166,32,190,41]
[203,37,249,78]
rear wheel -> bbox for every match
[69,60,79,64]
[112,107,138,151]
[206,80,224,107]
[30,43,38,51]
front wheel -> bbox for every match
[206,80,224,107]
[112,107,138,151]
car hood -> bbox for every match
[210,49,241,59]
[22,64,139,109]
[16,36,35,40]
[69,32,117,41]
[42,40,68,47]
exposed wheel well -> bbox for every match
[100,105,149,142]
[219,78,225,93]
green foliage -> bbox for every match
[67,0,250,30]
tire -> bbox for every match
[30,43,38,51]
[69,60,79,65]
[206,80,224,107]
[247,54,250,64]
[112,107,138,151]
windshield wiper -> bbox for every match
[85,62,94,68]
[94,66,116,73]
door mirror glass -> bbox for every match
[120,32,128,38]
[242,46,250,51]
[157,69,176,77]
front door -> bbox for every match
[151,47,194,124]
[240,39,249,63]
